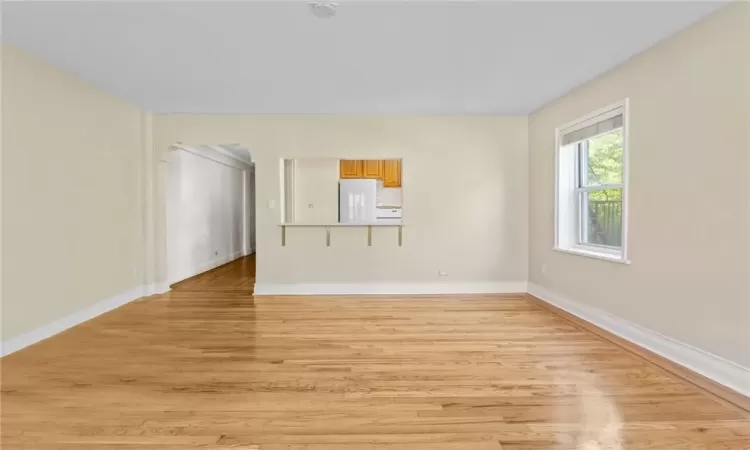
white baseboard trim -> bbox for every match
[254,282,528,296]
[1,285,146,357]
[528,282,750,397]
[198,251,244,275]
[143,282,171,296]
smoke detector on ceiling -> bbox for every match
[309,2,337,19]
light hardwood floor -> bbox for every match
[2,255,749,449]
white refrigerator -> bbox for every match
[339,179,378,223]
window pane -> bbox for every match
[580,189,622,247]
[583,129,623,186]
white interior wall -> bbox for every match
[282,159,295,223]
[293,158,339,223]
[167,146,253,284]
[378,188,402,207]
[246,166,256,254]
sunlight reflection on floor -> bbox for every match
[558,371,624,450]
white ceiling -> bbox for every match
[2,1,726,114]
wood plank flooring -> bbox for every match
[2,255,748,449]
[170,254,257,292]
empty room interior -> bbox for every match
[1,1,749,449]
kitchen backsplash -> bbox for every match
[377,188,402,207]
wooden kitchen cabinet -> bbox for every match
[340,159,401,187]
[339,160,363,178]
[383,159,402,188]
[362,160,384,179]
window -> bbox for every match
[555,100,629,263]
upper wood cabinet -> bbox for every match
[362,160,384,179]
[339,159,401,188]
[339,160,363,178]
[383,159,402,188]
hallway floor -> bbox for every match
[171,254,256,292]
[1,256,748,449]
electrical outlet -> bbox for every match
[215,251,219,256]
[438,270,448,277]
[541,264,547,275]
[308,204,314,208]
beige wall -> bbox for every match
[293,158,339,223]
[154,116,529,285]
[528,4,750,367]
[1,44,146,339]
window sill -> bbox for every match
[554,246,630,265]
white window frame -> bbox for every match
[554,99,630,264]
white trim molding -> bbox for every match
[169,144,252,170]
[254,282,528,296]
[553,246,631,265]
[1,285,148,357]
[143,283,171,296]
[528,282,750,397]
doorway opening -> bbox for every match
[165,144,256,292]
